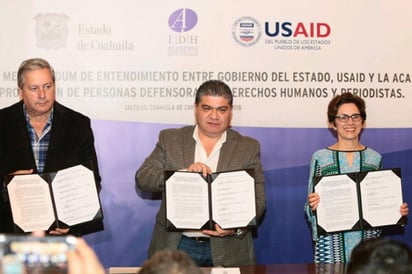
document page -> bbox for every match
[7,175,55,232]
[360,170,403,227]
[165,172,209,229]
[211,170,255,229]
[315,174,359,233]
[52,165,101,226]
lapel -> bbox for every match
[181,126,196,168]
[12,101,37,169]
[216,129,237,172]
[45,102,68,161]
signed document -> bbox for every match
[165,170,256,230]
[314,168,405,234]
[6,165,102,233]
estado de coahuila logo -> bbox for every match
[34,13,69,49]
[232,16,262,47]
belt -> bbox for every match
[183,235,210,243]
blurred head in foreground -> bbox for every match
[139,250,203,274]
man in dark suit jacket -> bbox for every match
[0,58,102,235]
[136,80,266,267]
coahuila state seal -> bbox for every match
[34,13,69,49]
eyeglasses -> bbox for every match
[335,113,362,122]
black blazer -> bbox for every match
[0,100,102,234]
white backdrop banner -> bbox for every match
[1,1,412,268]
[1,0,411,128]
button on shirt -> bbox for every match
[24,106,53,174]
[183,125,227,238]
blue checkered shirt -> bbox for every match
[24,106,53,174]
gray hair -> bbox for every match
[17,58,55,89]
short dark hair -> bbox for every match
[17,58,55,89]
[327,93,366,123]
[195,80,233,106]
[139,250,203,274]
[347,238,412,274]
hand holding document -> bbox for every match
[165,170,256,230]
[5,165,103,233]
[314,168,405,234]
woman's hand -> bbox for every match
[400,202,409,216]
[308,192,320,211]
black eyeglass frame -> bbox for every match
[334,113,362,122]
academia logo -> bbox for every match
[168,8,198,33]
[168,8,199,56]
[232,16,262,47]
[34,13,69,49]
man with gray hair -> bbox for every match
[0,58,102,235]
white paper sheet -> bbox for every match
[166,172,209,229]
[360,170,403,227]
[315,174,359,232]
[52,165,101,225]
[211,171,255,229]
[7,175,55,232]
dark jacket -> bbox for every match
[0,100,102,235]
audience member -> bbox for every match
[139,250,203,274]
[347,237,412,274]
[66,237,105,274]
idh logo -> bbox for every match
[168,8,199,56]
[168,8,198,33]
[265,22,331,38]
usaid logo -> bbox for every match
[168,8,198,33]
[265,21,331,38]
[232,16,262,47]
[34,13,69,49]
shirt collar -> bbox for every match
[193,125,227,144]
[23,104,54,125]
